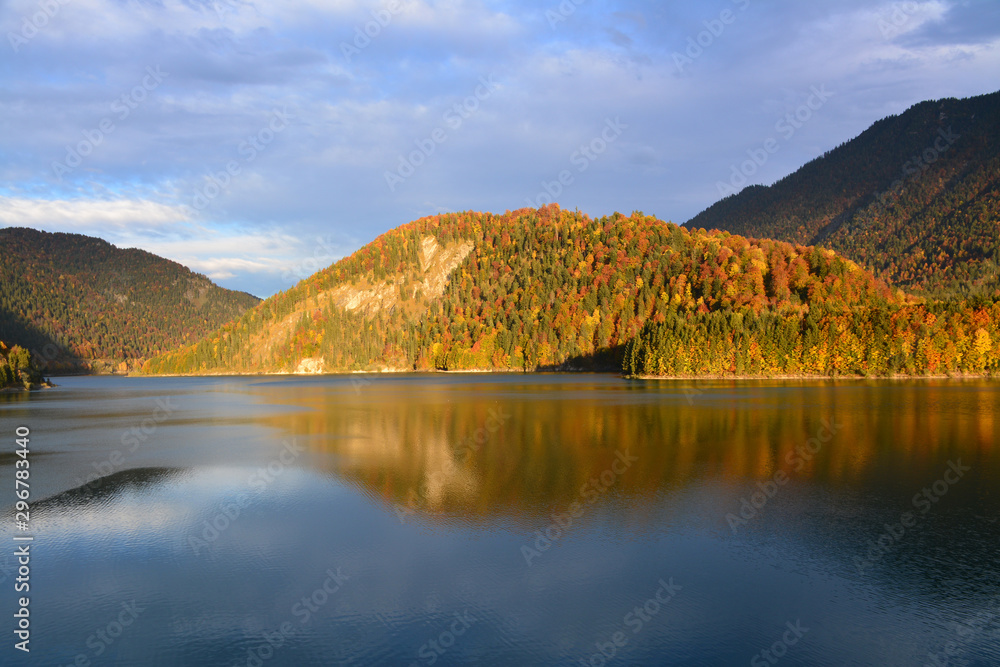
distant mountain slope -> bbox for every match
[143,205,902,376]
[0,227,260,372]
[686,90,1000,297]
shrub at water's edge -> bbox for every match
[0,342,50,391]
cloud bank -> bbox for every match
[2,0,998,296]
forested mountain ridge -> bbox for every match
[0,227,261,372]
[686,90,1000,298]
[142,205,906,376]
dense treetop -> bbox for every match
[687,90,1000,298]
[144,206,926,376]
[10,91,1000,379]
[0,227,260,372]
[0,341,44,390]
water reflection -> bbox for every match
[1,375,998,666]
[251,377,1000,525]
[31,467,186,511]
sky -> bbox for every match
[1,0,998,298]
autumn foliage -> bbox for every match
[0,227,260,370]
[689,91,1000,298]
[137,205,1000,379]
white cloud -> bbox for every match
[2,0,997,298]
[0,195,191,230]
[0,194,333,287]
[137,231,306,277]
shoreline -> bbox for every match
[114,369,998,381]
[626,372,994,380]
[0,382,56,394]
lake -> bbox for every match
[2,375,999,666]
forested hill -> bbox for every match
[143,206,903,376]
[686,90,1000,298]
[0,227,260,373]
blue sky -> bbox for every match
[1,0,998,298]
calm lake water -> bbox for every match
[2,375,999,666]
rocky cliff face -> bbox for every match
[320,236,474,316]
[208,235,476,374]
